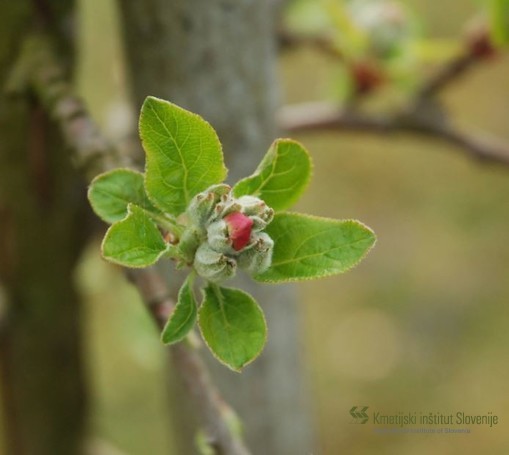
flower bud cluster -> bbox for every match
[350,0,411,59]
[185,184,274,282]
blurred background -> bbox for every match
[2,0,509,454]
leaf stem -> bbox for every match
[142,208,184,237]
[208,282,229,325]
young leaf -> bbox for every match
[232,138,312,211]
[88,168,161,224]
[161,274,197,345]
[255,212,375,283]
[489,0,509,47]
[198,284,267,372]
[101,204,168,267]
[140,96,227,216]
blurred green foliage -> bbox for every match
[76,0,509,453]
[282,3,509,453]
[489,0,509,46]
[284,0,507,103]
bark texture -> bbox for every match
[118,1,313,453]
[0,3,89,454]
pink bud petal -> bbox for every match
[224,212,253,251]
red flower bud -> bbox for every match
[467,28,496,60]
[352,61,384,95]
[224,212,253,251]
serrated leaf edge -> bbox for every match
[87,168,148,224]
[139,96,228,216]
[100,203,169,268]
[255,212,376,283]
[197,285,268,372]
[232,138,314,211]
[161,274,197,345]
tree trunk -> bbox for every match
[118,1,314,453]
[0,3,89,454]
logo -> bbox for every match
[350,406,369,424]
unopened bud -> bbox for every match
[178,226,203,263]
[350,0,411,59]
[237,196,269,217]
[187,184,231,225]
[212,199,242,221]
[224,212,254,251]
[352,61,383,95]
[237,233,274,275]
[237,196,274,230]
[465,20,496,60]
[182,184,276,281]
[206,219,231,252]
[193,243,237,282]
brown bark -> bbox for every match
[0,3,89,454]
[15,28,251,455]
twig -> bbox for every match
[5,35,133,181]
[278,101,391,133]
[278,26,507,160]
[278,101,509,167]
[13,32,250,455]
[417,21,497,101]
[415,52,477,101]
[277,28,343,59]
[127,269,249,455]
[280,27,485,102]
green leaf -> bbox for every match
[140,96,227,216]
[198,284,267,372]
[489,0,509,47]
[88,168,161,224]
[161,274,197,345]
[101,204,168,267]
[232,138,312,211]
[255,212,376,283]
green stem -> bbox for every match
[164,243,181,260]
[141,207,184,237]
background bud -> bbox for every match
[349,0,412,59]
[465,19,496,60]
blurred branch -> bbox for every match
[416,22,497,101]
[279,101,509,166]
[278,28,343,59]
[416,52,476,101]
[277,21,509,166]
[278,23,491,101]
[11,32,250,455]
[126,269,249,455]
[5,35,129,181]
